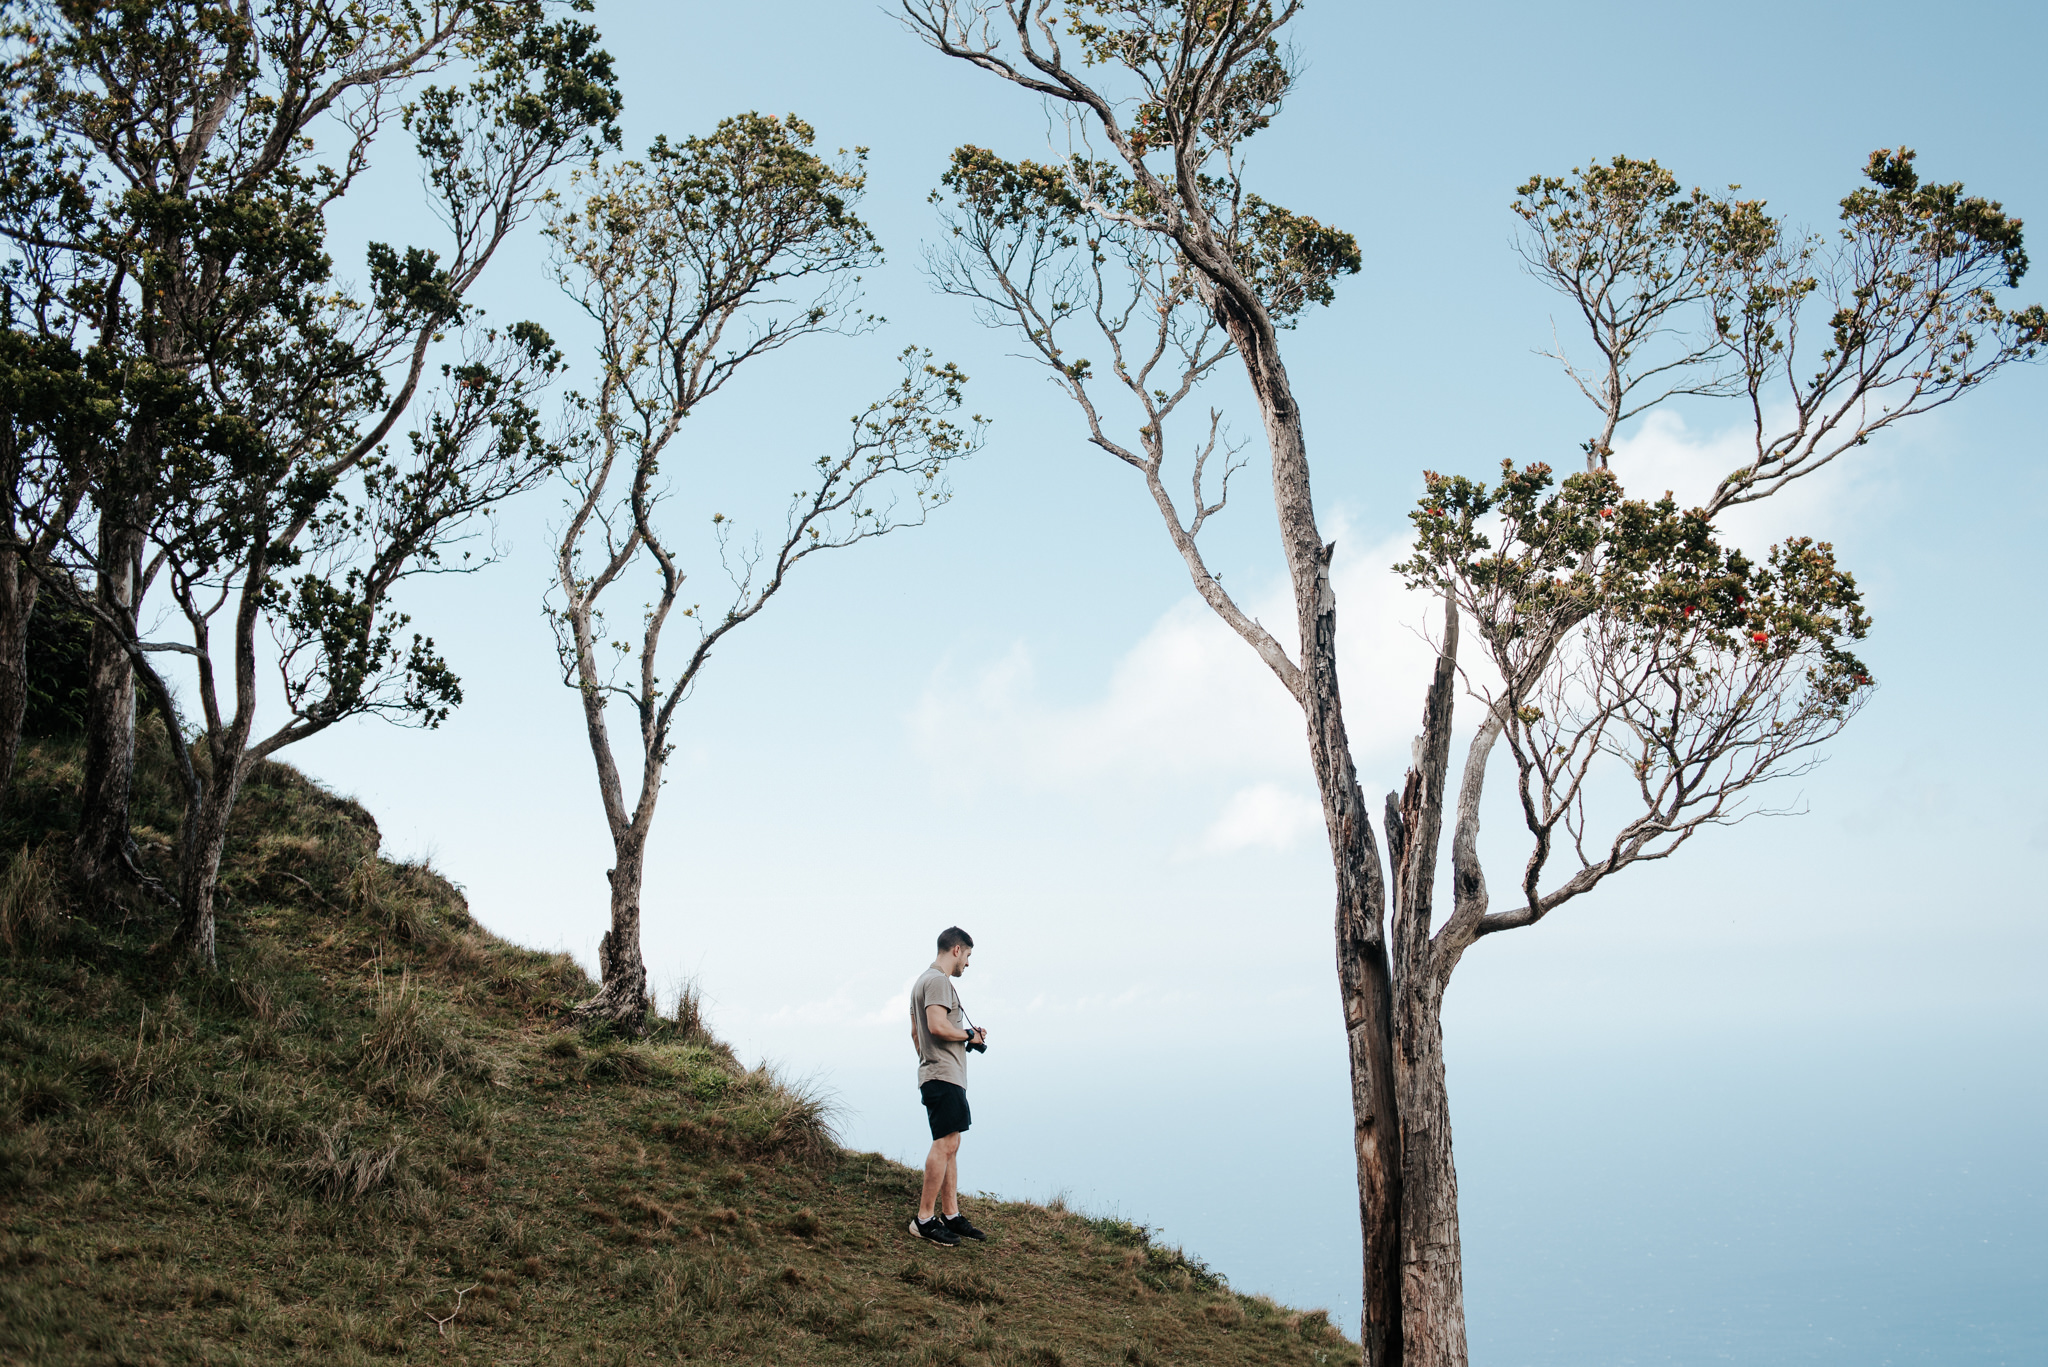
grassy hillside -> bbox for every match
[0,734,1356,1366]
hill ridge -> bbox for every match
[0,734,1357,1366]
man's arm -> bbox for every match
[925,1003,983,1044]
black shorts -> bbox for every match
[920,1080,970,1140]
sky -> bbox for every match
[187,0,2048,1357]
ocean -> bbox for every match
[824,1016,2046,1364]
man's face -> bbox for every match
[947,944,973,977]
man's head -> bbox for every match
[936,926,974,976]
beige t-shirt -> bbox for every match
[911,966,967,1089]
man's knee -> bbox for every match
[932,1131,962,1157]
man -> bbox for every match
[908,925,988,1246]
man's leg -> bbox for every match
[940,1136,961,1219]
[918,1131,961,1222]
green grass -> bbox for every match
[0,734,1357,1365]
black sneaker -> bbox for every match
[909,1215,960,1246]
[942,1211,986,1241]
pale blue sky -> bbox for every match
[250,1,2048,1355]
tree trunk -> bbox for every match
[73,523,141,905]
[1394,988,1468,1367]
[1214,293,1404,1365]
[579,837,651,1028]
[1338,873,1403,1364]
[1317,549,1403,1367]
[0,549,34,810]
[169,768,237,971]
[168,731,252,972]
[1382,593,1473,1366]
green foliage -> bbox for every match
[936,144,1356,330]
[1063,2,1295,157]
[19,598,90,738]
[0,0,623,968]
[1235,193,1361,317]
[1849,147,2028,287]
[1403,461,1871,704]
[1514,149,2044,493]
[1398,459,1874,908]
[550,111,879,403]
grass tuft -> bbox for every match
[356,969,477,1080]
[295,1124,407,1202]
[0,842,62,954]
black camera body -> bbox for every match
[964,1028,987,1054]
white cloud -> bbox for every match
[910,522,1450,814]
[1608,408,1895,554]
[1204,782,1325,852]
[911,593,1303,791]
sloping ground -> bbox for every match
[0,736,1356,1366]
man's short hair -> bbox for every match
[937,926,974,954]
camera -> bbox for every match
[965,1027,987,1054]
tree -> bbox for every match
[545,112,985,1027]
[907,0,1403,1350]
[0,0,621,964]
[0,0,614,914]
[1372,150,2042,1362]
[910,3,2044,1362]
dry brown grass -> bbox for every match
[0,842,61,954]
[355,969,478,1080]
